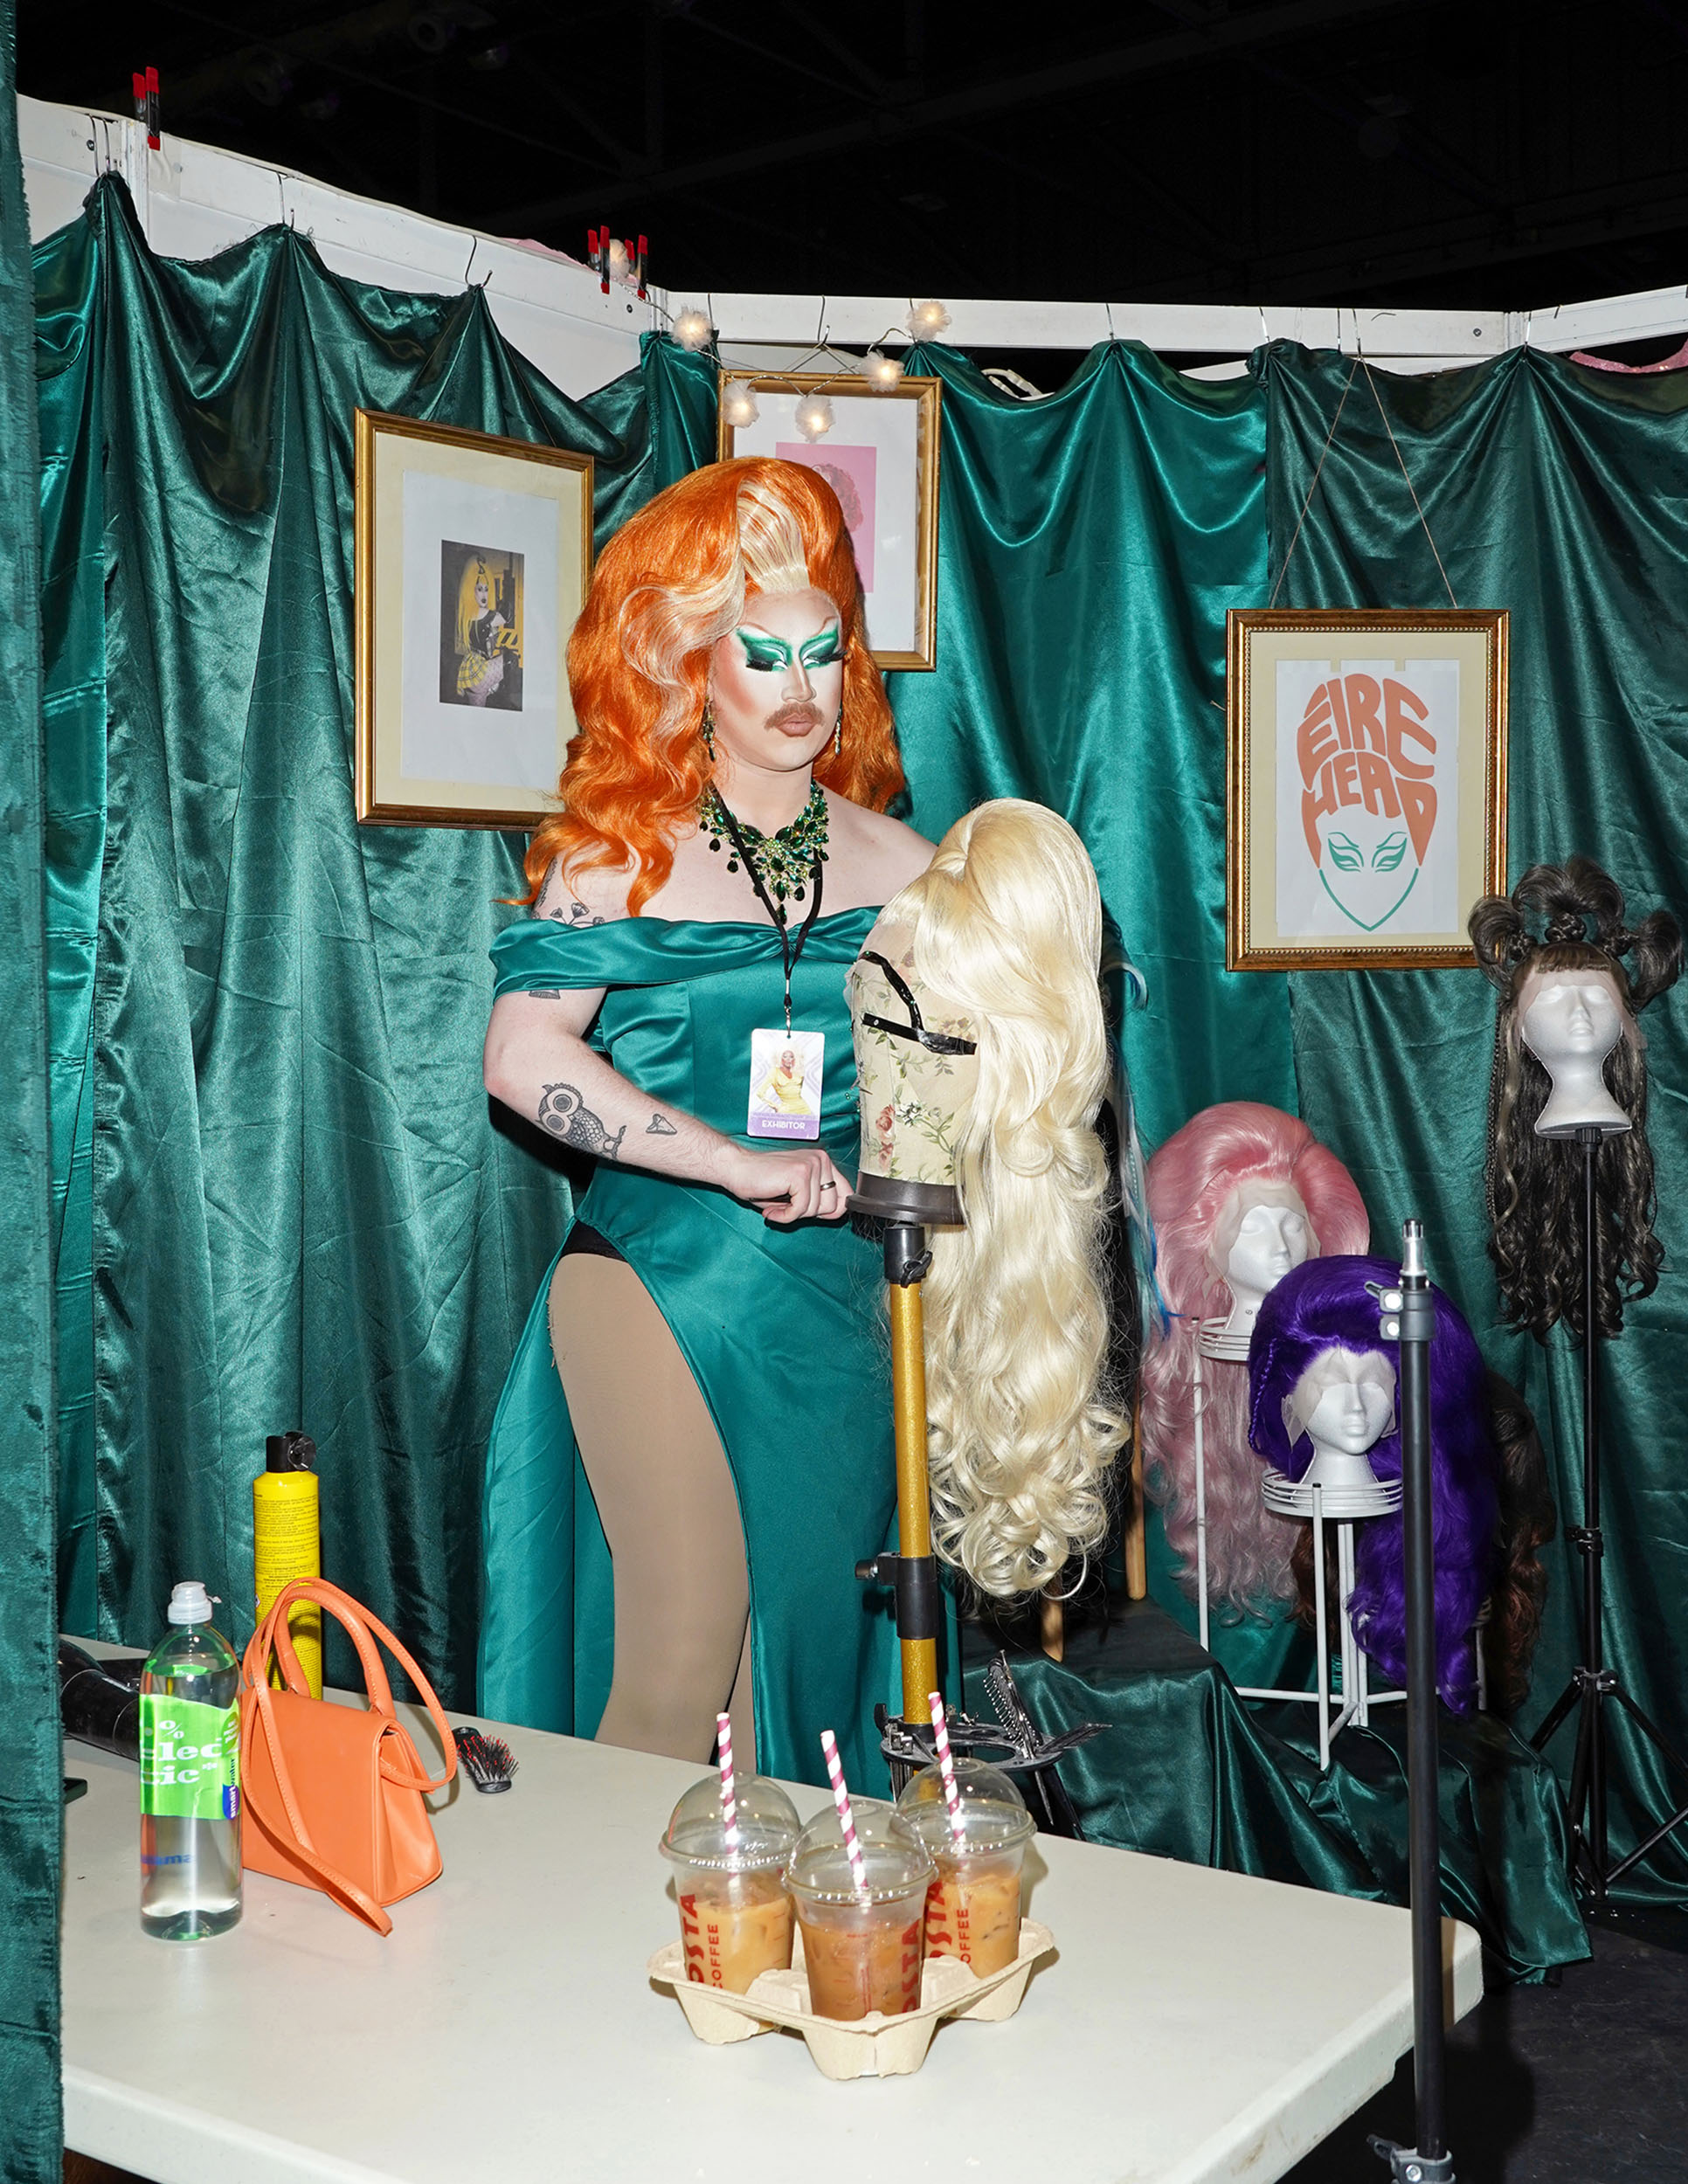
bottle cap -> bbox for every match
[265,1431,317,1473]
[167,1580,218,1626]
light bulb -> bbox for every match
[672,307,713,352]
[861,349,903,390]
[607,238,630,278]
[906,298,951,339]
[794,393,834,442]
[721,381,760,429]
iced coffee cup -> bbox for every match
[660,1773,800,1994]
[896,1756,1035,1978]
[784,1801,935,2022]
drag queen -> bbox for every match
[480,458,933,1787]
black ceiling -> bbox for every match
[19,0,1688,338]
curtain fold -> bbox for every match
[1265,342,1688,1903]
[68,176,683,1703]
[0,0,63,2169]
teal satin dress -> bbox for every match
[478,908,952,1794]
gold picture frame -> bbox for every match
[355,409,594,829]
[716,371,942,671]
[1226,608,1509,971]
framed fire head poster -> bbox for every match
[716,372,941,670]
[1226,609,1509,971]
[355,410,593,828]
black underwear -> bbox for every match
[562,1221,626,1264]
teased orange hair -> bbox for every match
[523,456,903,914]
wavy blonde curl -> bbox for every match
[882,799,1127,1598]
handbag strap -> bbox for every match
[244,1578,457,1794]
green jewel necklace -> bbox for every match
[702,781,830,916]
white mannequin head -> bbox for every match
[1283,1345,1396,1493]
[1518,964,1631,1137]
[1211,1182,1317,1338]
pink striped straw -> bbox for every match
[928,1692,966,1843]
[716,1711,739,1849]
[819,1729,867,1894]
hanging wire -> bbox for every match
[1360,360,1459,609]
[1268,356,1361,607]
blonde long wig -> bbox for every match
[881,799,1127,1598]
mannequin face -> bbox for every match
[1519,970,1624,1072]
[1287,1347,1396,1454]
[707,589,844,787]
[1215,1183,1315,1323]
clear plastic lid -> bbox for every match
[784,1798,936,1904]
[896,1755,1036,1856]
[659,1772,802,1875]
[166,1580,217,1626]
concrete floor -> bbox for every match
[1286,1912,1688,2183]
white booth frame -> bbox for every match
[21,99,1688,393]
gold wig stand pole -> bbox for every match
[854,1183,954,1725]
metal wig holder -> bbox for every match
[873,1652,1106,1835]
[1528,1124,1688,1904]
[1367,1221,1455,2184]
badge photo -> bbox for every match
[747,1028,826,1141]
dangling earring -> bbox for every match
[832,706,843,759]
[701,699,716,759]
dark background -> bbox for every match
[18,0,1688,363]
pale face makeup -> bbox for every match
[707,588,844,821]
[1213,1183,1316,1338]
[1518,965,1631,1137]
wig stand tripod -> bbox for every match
[1529,1126,1688,1905]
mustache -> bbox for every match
[766,701,823,730]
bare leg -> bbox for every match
[550,1255,755,1766]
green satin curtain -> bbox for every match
[1,1,62,2171]
[1266,342,1688,1904]
[42,176,707,1704]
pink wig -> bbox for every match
[1139,1102,1370,1613]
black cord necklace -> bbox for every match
[711,790,826,1032]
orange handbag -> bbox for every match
[239,1577,458,1935]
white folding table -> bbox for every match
[61,1692,1479,2184]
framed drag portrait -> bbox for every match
[1226,609,1509,971]
[355,410,593,828]
[716,372,941,670]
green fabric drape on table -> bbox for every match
[1265,342,1688,1904]
[0,2,63,2173]
[972,1607,1588,1981]
[56,176,695,1702]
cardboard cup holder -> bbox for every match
[647,1918,1055,2080]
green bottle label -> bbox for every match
[140,1694,241,1821]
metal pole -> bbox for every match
[885,1221,939,1720]
[1579,1127,1607,1897]
[1398,1217,1446,2167]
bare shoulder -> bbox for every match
[531,853,633,928]
[824,796,936,904]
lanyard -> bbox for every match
[712,795,826,1032]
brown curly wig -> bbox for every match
[1469,856,1681,1341]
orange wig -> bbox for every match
[524,456,904,914]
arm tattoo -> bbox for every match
[547,899,605,928]
[537,1082,626,1159]
[646,1113,678,1137]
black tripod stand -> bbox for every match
[1530,1126,1688,1903]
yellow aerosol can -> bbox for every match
[253,1431,322,1697]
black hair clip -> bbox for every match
[857,951,979,1057]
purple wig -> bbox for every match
[1248,1254,1499,1711]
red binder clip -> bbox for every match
[132,66,161,150]
[633,235,648,301]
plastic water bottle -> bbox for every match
[139,1581,243,1940]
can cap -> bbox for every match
[266,1431,317,1473]
[166,1580,218,1625]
